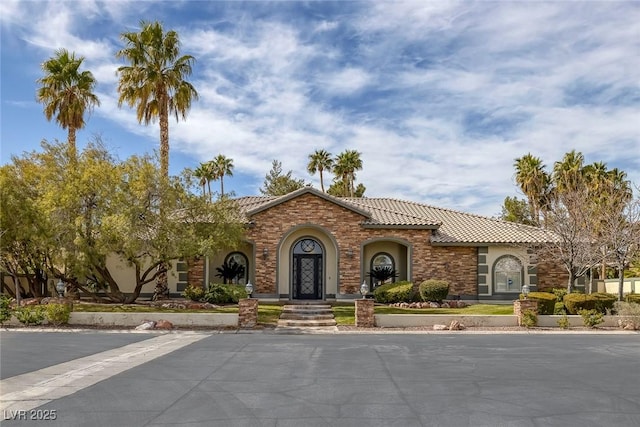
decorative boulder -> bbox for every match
[449,320,465,331]
[433,324,448,331]
[135,321,156,330]
[429,302,440,308]
[155,320,174,330]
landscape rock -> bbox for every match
[429,302,440,308]
[155,319,174,330]
[433,324,447,330]
[449,320,465,331]
[441,303,450,308]
[135,321,156,330]
[21,298,40,306]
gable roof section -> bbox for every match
[234,190,554,245]
[238,187,372,219]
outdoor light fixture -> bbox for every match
[262,248,269,259]
[346,248,354,258]
[245,281,254,298]
[56,280,65,298]
[521,283,530,299]
[360,281,369,299]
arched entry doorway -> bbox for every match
[292,237,323,299]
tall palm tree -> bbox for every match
[36,49,100,161]
[193,164,208,198]
[116,20,198,179]
[307,149,334,193]
[334,150,362,197]
[210,154,233,197]
[514,153,549,225]
[553,150,584,194]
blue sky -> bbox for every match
[1,0,638,216]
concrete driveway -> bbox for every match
[1,331,639,426]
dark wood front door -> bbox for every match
[293,254,323,299]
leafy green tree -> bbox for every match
[1,141,245,303]
[327,179,366,197]
[307,149,334,193]
[499,196,536,225]
[260,160,306,196]
[116,20,198,180]
[37,49,100,161]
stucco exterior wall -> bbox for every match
[105,254,180,294]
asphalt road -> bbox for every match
[1,331,639,426]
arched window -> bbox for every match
[493,255,523,293]
[223,252,249,285]
[369,252,395,287]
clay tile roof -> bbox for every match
[234,191,554,245]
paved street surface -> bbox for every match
[1,330,639,426]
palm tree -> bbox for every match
[514,153,549,226]
[116,20,198,179]
[307,149,334,193]
[334,150,362,197]
[211,154,233,197]
[193,163,209,198]
[553,150,584,194]
[36,49,100,161]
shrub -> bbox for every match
[579,309,604,328]
[554,302,567,315]
[202,283,247,304]
[183,284,205,301]
[625,294,640,304]
[522,292,556,315]
[563,293,615,315]
[373,281,414,304]
[0,294,12,325]
[520,309,537,328]
[14,306,46,326]
[614,301,640,330]
[552,288,567,302]
[45,303,71,326]
[590,293,617,314]
[557,313,570,329]
[418,279,450,303]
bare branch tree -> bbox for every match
[599,193,640,300]
[538,187,603,293]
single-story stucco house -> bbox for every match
[176,187,567,301]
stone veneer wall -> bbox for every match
[245,193,479,297]
[537,261,569,291]
[187,258,205,288]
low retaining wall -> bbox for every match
[68,312,238,327]
[375,314,621,328]
[375,314,517,328]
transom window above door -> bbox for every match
[293,238,323,255]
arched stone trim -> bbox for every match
[361,237,412,284]
[492,255,525,294]
[277,224,339,300]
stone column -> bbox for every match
[355,299,374,328]
[238,298,258,329]
[514,299,538,327]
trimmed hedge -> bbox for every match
[373,281,414,304]
[625,294,640,304]
[418,279,450,303]
[522,292,556,315]
[563,292,617,315]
